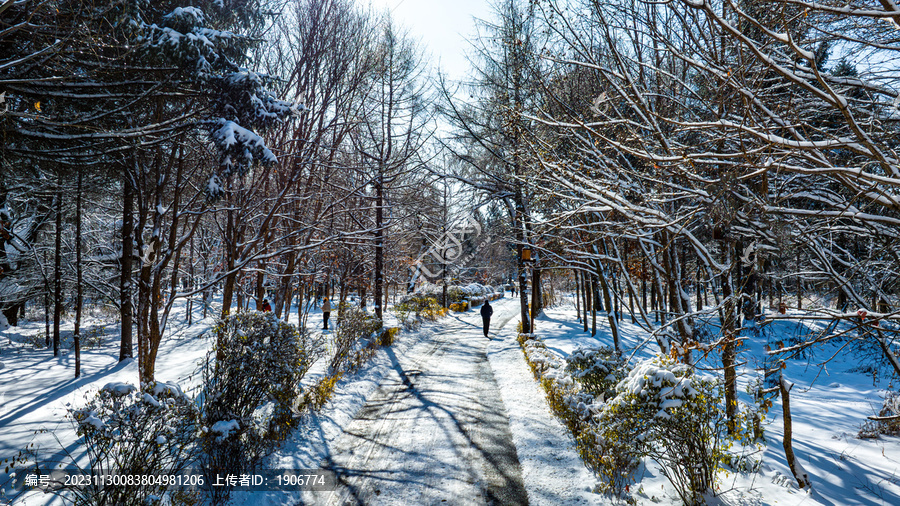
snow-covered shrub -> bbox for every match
[578,424,639,498]
[597,355,727,505]
[329,305,382,375]
[521,337,564,377]
[391,301,420,331]
[464,284,492,307]
[421,303,449,321]
[64,381,200,506]
[398,295,447,321]
[859,391,900,438]
[518,336,583,429]
[397,294,440,313]
[565,346,629,401]
[420,283,498,306]
[200,312,314,493]
[446,286,468,304]
[516,335,637,497]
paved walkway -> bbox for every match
[318,301,527,505]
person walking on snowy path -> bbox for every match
[480,299,493,338]
[322,297,332,330]
[261,298,272,312]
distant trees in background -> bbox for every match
[4,0,900,388]
[0,0,442,382]
[438,0,900,361]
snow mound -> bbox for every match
[75,409,105,430]
[142,392,161,407]
[210,419,240,441]
[151,381,187,400]
[101,382,137,397]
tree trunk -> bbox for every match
[53,173,62,357]
[256,267,265,308]
[220,206,237,319]
[591,274,597,337]
[574,269,581,322]
[696,266,703,312]
[721,243,738,434]
[74,170,83,377]
[187,234,194,326]
[530,260,540,333]
[221,271,236,319]
[582,269,590,332]
[661,283,667,325]
[142,276,164,384]
[780,377,810,489]
[374,171,384,321]
[641,257,648,314]
[613,267,621,322]
[628,268,636,324]
[44,280,50,348]
[119,172,134,362]
[796,248,803,310]
[518,244,530,334]
[597,260,619,351]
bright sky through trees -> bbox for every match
[367,0,490,81]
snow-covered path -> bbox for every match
[232,296,596,506]
[316,301,527,505]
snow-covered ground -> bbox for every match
[2,292,899,505]
[0,305,217,505]
[532,295,900,505]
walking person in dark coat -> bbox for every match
[480,299,493,338]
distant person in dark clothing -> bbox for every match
[322,297,331,330]
[261,298,272,312]
[480,299,493,337]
